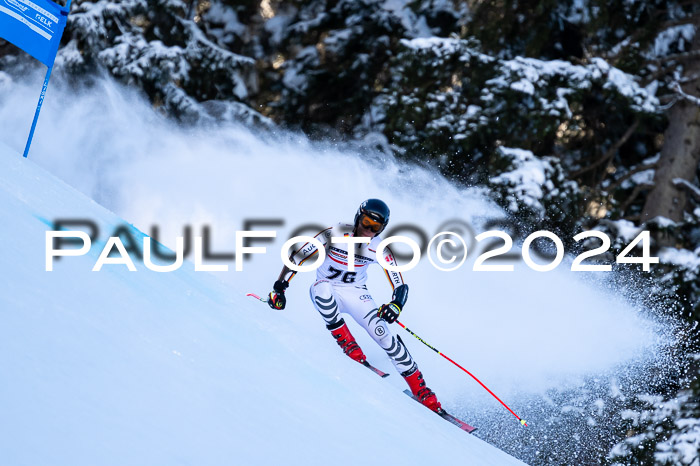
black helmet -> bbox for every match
[354,198,390,234]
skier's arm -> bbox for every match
[375,244,408,323]
[276,233,325,283]
[277,227,329,283]
[267,227,330,310]
[379,245,405,290]
[276,264,294,283]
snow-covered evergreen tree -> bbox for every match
[255,0,406,134]
[363,35,661,235]
[57,0,266,124]
[609,356,700,465]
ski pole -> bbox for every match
[246,292,267,303]
[396,320,528,427]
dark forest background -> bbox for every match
[2,1,699,464]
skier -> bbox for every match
[267,199,442,412]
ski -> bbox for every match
[439,410,478,434]
[403,389,477,434]
[363,361,390,378]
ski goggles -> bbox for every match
[359,214,384,233]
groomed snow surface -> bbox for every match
[0,142,527,465]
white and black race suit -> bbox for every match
[285,223,416,374]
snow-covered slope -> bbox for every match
[0,142,527,465]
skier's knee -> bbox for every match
[373,321,393,346]
[310,279,333,301]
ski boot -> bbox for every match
[330,322,366,364]
[402,366,442,412]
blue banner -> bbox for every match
[0,0,68,67]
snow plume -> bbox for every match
[0,73,681,464]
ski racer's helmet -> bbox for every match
[354,199,390,234]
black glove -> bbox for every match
[377,302,401,323]
[268,280,289,310]
[378,284,408,323]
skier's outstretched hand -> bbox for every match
[377,302,401,323]
[268,280,288,310]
